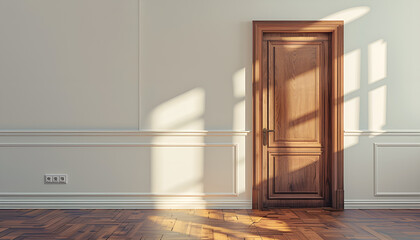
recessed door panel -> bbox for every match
[268,152,323,199]
[268,41,326,148]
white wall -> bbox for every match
[0,0,420,209]
[0,0,139,130]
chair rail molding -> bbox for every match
[344,130,420,136]
[0,130,250,137]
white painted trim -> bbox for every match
[0,199,252,209]
[0,193,237,197]
[0,143,238,148]
[345,200,420,209]
[0,143,240,197]
[345,130,420,136]
[374,143,420,148]
[0,130,250,136]
[374,143,420,196]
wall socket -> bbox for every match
[44,174,68,184]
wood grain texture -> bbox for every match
[264,33,328,208]
[268,41,323,147]
[0,209,419,239]
[253,21,344,210]
[270,153,320,195]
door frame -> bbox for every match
[252,21,344,210]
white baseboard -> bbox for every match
[8,199,420,209]
[0,198,252,209]
[345,200,420,209]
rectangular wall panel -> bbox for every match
[375,143,420,196]
[0,144,237,196]
[344,134,420,209]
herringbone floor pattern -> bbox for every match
[0,209,419,239]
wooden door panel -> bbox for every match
[268,41,326,148]
[261,31,331,208]
[268,152,323,199]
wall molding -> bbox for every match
[345,200,420,209]
[0,143,239,197]
[0,192,237,197]
[345,130,420,136]
[0,143,240,198]
[374,143,420,196]
[0,199,252,209]
[0,142,238,148]
[0,130,250,137]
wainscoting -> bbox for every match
[344,130,420,209]
[0,131,251,209]
[2,130,419,209]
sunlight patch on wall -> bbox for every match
[344,97,360,148]
[344,49,361,95]
[233,68,246,98]
[233,67,246,130]
[150,88,205,130]
[151,147,203,194]
[369,85,387,130]
[322,6,370,24]
[368,39,387,84]
[344,97,360,130]
[233,100,246,130]
[175,119,205,130]
[232,68,246,195]
[344,136,359,150]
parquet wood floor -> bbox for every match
[0,209,419,239]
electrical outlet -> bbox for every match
[52,175,59,183]
[59,175,67,183]
[45,175,53,183]
[44,174,68,184]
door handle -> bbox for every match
[263,128,274,146]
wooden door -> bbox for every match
[262,32,331,208]
[253,21,344,210]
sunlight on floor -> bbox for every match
[147,210,292,239]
